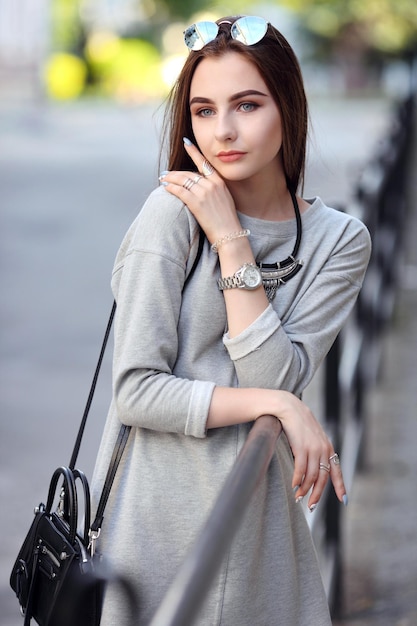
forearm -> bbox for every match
[207,385,279,429]
[217,236,269,337]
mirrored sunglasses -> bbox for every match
[184,16,268,51]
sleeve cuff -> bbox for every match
[185,380,216,438]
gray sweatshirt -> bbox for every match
[91,186,371,625]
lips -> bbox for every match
[216,151,246,163]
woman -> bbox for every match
[92,16,371,625]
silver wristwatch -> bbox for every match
[218,263,262,291]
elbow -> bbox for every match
[284,347,315,396]
[113,368,154,427]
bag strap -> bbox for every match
[24,548,41,626]
[89,422,131,547]
[69,299,117,470]
[187,226,204,285]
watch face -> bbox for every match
[242,265,262,289]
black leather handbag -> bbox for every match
[9,302,131,626]
[11,467,104,626]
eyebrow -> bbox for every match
[189,89,268,106]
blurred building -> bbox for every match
[81,0,149,34]
[0,0,49,101]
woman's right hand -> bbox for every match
[160,140,242,246]
[270,390,347,511]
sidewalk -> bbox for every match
[333,103,417,625]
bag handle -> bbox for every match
[46,466,78,543]
[72,469,92,546]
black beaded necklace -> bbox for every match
[257,188,303,301]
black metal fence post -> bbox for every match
[323,335,343,614]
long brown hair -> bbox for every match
[161,16,308,193]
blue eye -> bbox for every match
[198,108,214,117]
[240,102,258,112]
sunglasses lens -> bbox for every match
[231,16,268,45]
[184,22,219,50]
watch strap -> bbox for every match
[218,273,243,290]
[217,263,261,291]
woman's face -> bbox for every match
[189,52,283,184]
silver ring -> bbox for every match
[183,177,195,190]
[319,463,330,473]
[329,453,340,466]
[202,159,214,176]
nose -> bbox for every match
[214,112,237,142]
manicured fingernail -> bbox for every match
[159,170,169,179]
[292,485,300,493]
[309,503,318,513]
[295,496,304,504]
[160,181,169,186]
[183,137,193,146]
[342,494,348,507]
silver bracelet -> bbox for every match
[211,229,250,254]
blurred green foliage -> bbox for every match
[158,0,210,20]
[51,0,84,52]
[85,35,164,101]
[280,0,417,56]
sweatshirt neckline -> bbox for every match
[237,197,322,238]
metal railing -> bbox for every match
[147,93,415,625]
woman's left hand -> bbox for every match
[272,390,347,512]
[159,140,241,245]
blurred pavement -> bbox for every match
[1,96,416,625]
